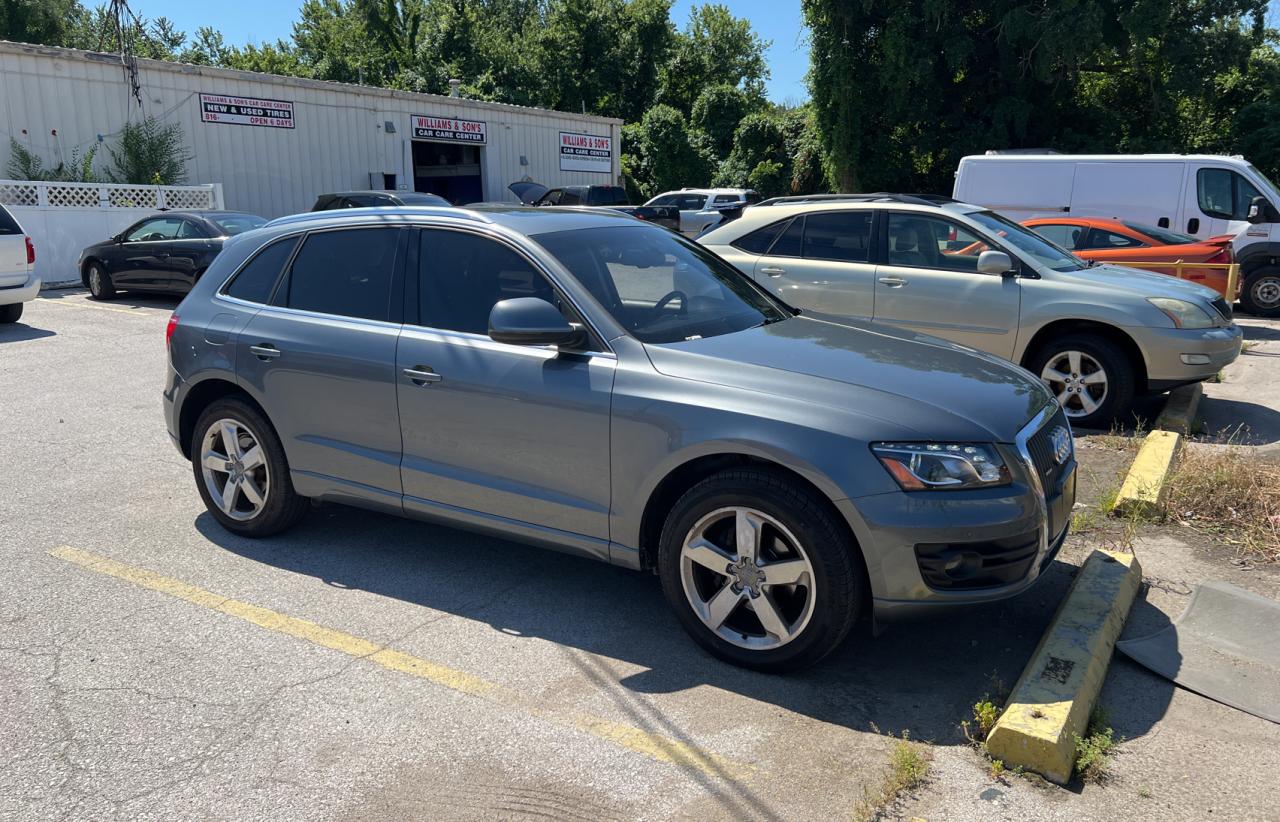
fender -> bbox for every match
[1234,239,1280,272]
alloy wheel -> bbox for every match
[89,267,102,295]
[679,506,816,651]
[1040,350,1108,419]
[200,418,270,521]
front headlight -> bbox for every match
[871,442,1011,491]
[1148,297,1216,329]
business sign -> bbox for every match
[559,131,612,173]
[199,93,295,129]
[411,115,487,144]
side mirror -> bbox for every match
[977,249,1017,276]
[488,297,585,348]
[1247,196,1279,224]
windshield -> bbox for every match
[966,210,1084,271]
[209,214,267,236]
[1122,221,1195,245]
[532,225,791,344]
[1248,164,1280,205]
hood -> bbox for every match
[1054,263,1222,303]
[509,181,548,205]
[643,315,1054,443]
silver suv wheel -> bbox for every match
[679,506,816,650]
[200,418,270,521]
[1040,350,1108,419]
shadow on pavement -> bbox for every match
[1197,398,1280,444]
[39,286,182,311]
[0,321,56,343]
[1241,322,1280,342]
[197,505,1175,747]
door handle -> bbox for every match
[1187,217,1200,234]
[249,343,280,361]
[759,266,786,277]
[878,276,908,287]
[402,366,442,385]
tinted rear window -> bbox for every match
[283,228,399,321]
[591,187,630,206]
[0,204,20,235]
[802,212,872,262]
[224,236,298,304]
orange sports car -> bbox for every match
[1023,217,1237,298]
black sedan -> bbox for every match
[80,211,267,299]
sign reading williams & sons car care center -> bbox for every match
[411,115,487,144]
[559,132,612,173]
[199,94,295,129]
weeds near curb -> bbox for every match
[1073,706,1120,784]
[1164,445,1280,562]
[853,731,932,822]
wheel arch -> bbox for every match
[1019,319,1148,392]
[177,377,270,460]
[80,256,101,287]
[636,453,869,589]
[1236,242,1280,275]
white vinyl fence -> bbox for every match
[0,180,224,287]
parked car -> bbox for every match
[164,205,1075,671]
[643,188,761,237]
[698,193,1242,428]
[509,181,680,232]
[311,190,451,210]
[0,203,37,324]
[80,211,267,299]
[953,153,1280,316]
[1019,217,1236,299]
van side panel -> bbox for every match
[953,159,1074,220]
[1070,162,1185,227]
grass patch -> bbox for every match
[1073,707,1119,784]
[1164,445,1280,562]
[853,731,931,822]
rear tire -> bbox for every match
[86,262,116,300]
[191,397,307,537]
[1240,267,1280,318]
[0,303,22,323]
[657,468,864,672]
[1029,334,1136,429]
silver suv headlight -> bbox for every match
[871,443,1011,491]
[1147,297,1217,329]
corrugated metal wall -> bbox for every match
[0,41,623,218]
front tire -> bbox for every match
[1240,267,1280,317]
[191,398,307,537]
[86,262,116,300]
[1030,334,1135,429]
[657,468,864,672]
[0,303,22,324]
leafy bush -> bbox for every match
[7,138,98,182]
[107,116,190,185]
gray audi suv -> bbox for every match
[164,205,1076,671]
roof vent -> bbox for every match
[448,79,462,98]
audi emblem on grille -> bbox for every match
[1049,426,1072,465]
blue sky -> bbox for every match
[124,0,812,104]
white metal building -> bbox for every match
[0,40,623,218]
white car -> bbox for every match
[643,188,760,237]
[0,203,38,323]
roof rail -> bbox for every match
[264,205,490,229]
[755,192,960,208]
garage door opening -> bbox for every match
[412,141,482,205]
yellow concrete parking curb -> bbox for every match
[1154,382,1203,435]
[1112,429,1181,518]
[985,548,1142,784]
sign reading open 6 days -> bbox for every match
[559,132,612,173]
[411,115,487,144]
[199,94,295,129]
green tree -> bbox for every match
[659,3,769,112]
[690,83,752,160]
[107,115,189,185]
[1,0,81,46]
[624,104,711,197]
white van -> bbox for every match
[0,203,38,324]
[953,154,1280,315]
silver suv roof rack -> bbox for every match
[755,193,960,208]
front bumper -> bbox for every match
[1132,323,1243,387]
[0,273,41,305]
[837,407,1077,619]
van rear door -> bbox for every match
[1069,162,1185,229]
[953,158,1074,220]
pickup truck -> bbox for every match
[509,182,680,232]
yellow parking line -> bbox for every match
[50,545,747,778]
[35,298,162,316]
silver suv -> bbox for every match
[699,194,1243,427]
[165,205,1075,671]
